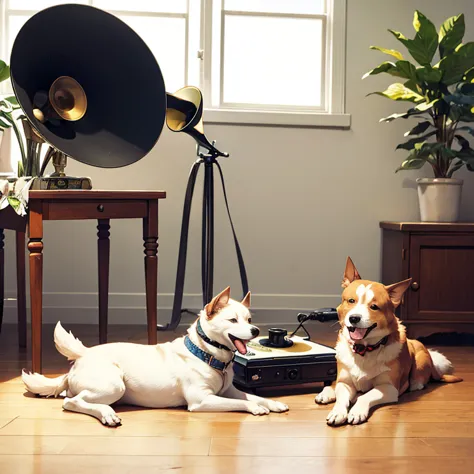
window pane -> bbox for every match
[8,0,88,10]
[224,0,325,14]
[222,15,323,107]
[119,16,186,92]
[7,14,29,60]
[93,0,187,14]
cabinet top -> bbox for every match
[380,221,474,232]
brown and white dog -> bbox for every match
[315,257,462,426]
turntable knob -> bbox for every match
[287,369,299,380]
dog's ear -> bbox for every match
[384,278,412,308]
[342,256,362,288]
[205,286,231,318]
[241,291,251,308]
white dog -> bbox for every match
[22,287,289,426]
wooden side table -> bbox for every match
[2,190,166,373]
[380,221,474,338]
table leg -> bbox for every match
[97,219,110,344]
[143,200,158,345]
[16,231,27,348]
[0,229,4,334]
[28,203,43,373]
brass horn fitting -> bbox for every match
[49,76,87,121]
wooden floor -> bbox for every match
[0,322,473,474]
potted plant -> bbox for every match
[0,59,33,216]
[0,59,26,177]
[364,11,474,222]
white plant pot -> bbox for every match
[416,178,463,222]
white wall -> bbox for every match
[3,0,474,326]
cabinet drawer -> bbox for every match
[407,234,474,321]
[44,200,148,220]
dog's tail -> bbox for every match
[54,321,88,360]
[21,370,68,397]
[429,349,463,383]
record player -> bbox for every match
[233,308,339,392]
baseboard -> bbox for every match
[1,291,340,326]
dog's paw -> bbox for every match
[264,400,289,413]
[100,407,122,427]
[347,403,369,425]
[315,386,336,405]
[326,407,348,426]
[247,402,270,416]
[409,381,425,392]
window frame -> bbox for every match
[0,0,349,129]
[201,0,349,128]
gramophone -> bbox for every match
[10,3,248,328]
[10,3,166,189]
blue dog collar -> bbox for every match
[184,335,232,371]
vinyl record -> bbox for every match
[10,4,166,168]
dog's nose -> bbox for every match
[349,315,361,325]
[250,327,260,337]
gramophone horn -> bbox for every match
[166,86,228,157]
[10,3,166,168]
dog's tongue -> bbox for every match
[350,328,367,340]
[234,339,247,355]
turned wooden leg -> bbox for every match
[16,231,27,348]
[0,229,4,334]
[28,203,43,373]
[143,200,158,345]
[97,219,110,345]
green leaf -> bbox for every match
[455,134,471,149]
[4,96,18,107]
[369,82,424,102]
[362,61,398,79]
[413,11,439,63]
[6,196,21,212]
[404,121,432,136]
[370,46,404,61]
[457,125,474,136]
[439,14,465,58]
[448,95,474,105]
[447,159,465,176]
[439,42,474,85]
[416,65,443,83]
[388,12,438,66]
[0,118,11,129]
[0,60,10,83]
[417,142,445,154]
[396,61,418,81]
[380,108,427,122]
[415,98,440,111]
[464,67,474,82]
[396,131,437,150]
[17,160,24,178]
[396,158,427,172]
[389,30,428,66]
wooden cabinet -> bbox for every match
[380,222,474,339]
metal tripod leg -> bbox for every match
[201,160,215,307]
[160,159,202,331]
[160,154,249,332]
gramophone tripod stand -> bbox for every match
[158,146,249,331]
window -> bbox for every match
[0,0,348,128]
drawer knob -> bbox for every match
[411,281,419,291]
[97,204,104,212]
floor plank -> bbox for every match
[0,323,472,474]
[0,455,470,474]
[3,417,474,438]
